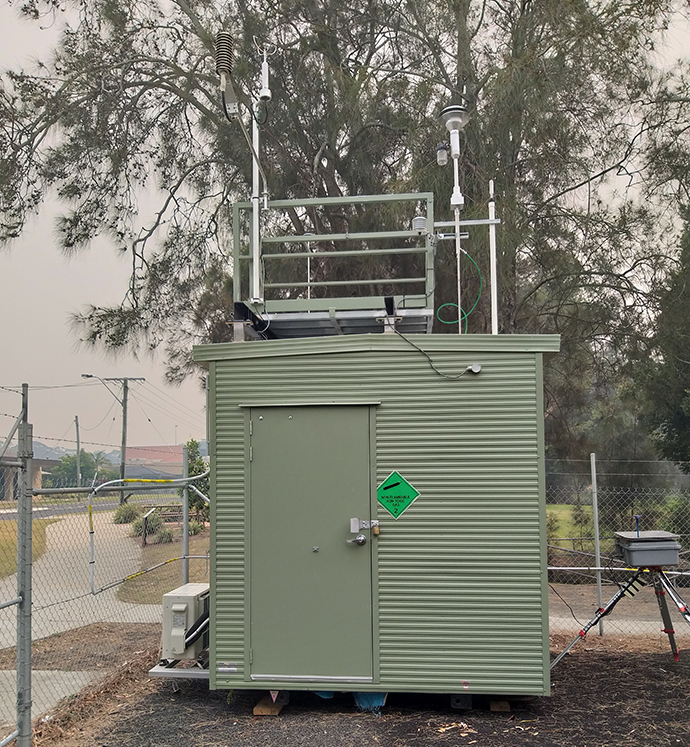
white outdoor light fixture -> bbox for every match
[439,103,470,333]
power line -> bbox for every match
[0,382,101,391]
[132,389,205,430]
[129,391,176,452]
[51,420,75,449]
[79,399,119,432]
[32,435,120,448]
[142,380,206,421]
[138,383,206,424]
[26,382,102,390]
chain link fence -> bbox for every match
[0,463,21,741]
[5,429,690,741]
[1,469,210,743]
[547,471,690,649]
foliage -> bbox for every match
[188,520,205,536]
[663,493,690,536]
[3,1,690,458]
[45,450,119,487]
[546,511,561,543]
[131,512,163,537]
[570,494,594,543]
[547,379,681,489]
[185,439,210,521]
[637,212,690,470]
[113,503,144,524]
[545,510,560,565]
[155,526,175,543]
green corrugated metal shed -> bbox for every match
[193,333,560,696]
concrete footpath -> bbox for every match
[0,511,158,649]
[0,511,161,730]
[0,670,101,731]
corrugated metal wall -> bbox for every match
[197,334,559,695]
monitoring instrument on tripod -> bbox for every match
[551,529,690,669]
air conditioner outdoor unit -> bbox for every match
[162,582,210,661]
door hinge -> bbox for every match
[249,420,253,436]
[249,446,253,462]
[249,648,253,664]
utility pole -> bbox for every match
[82,374,145,505]
[75,415,81,487]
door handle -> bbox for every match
[347,533,367,546]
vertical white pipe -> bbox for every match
[591,452,604,636]
[75,415,81,488]
[307,239,312,301]
[488,180,498,335]
[251,100,261,301]
[454,207,462,334]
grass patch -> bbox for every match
[116,532,210,605]
[546,503,593,539]
[0,518,60,578]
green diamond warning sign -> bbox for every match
[377,471,420,519]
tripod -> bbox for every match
[551,567,690,669]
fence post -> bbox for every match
[591,452,604,636]
[182,445,189,585]
[16,384,32,747]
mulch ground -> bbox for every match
[32,640,690,747]
[0,624,161,671]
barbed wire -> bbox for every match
[547,457,690,465]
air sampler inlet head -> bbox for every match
[215,31,234,76]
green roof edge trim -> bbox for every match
[193,333,561,364]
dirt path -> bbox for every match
[548,581,690,638]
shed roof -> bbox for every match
[193,333,560,364]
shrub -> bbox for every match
[155,527,175,544]
[663,494,690,536]
[114,503,144,524]
[546,511,560,542]
[131,512,163,537]
[188,520,205,536]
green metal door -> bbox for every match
[248,405,373,683]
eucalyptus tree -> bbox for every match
[637,212,690,469]
[2,0,689,418]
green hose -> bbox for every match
[436,252,483,332]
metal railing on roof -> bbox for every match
[232,192,435,316]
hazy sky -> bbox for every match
[0,2,688,453]
[0,2,206,451]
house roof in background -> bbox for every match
[126,445,184,463]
